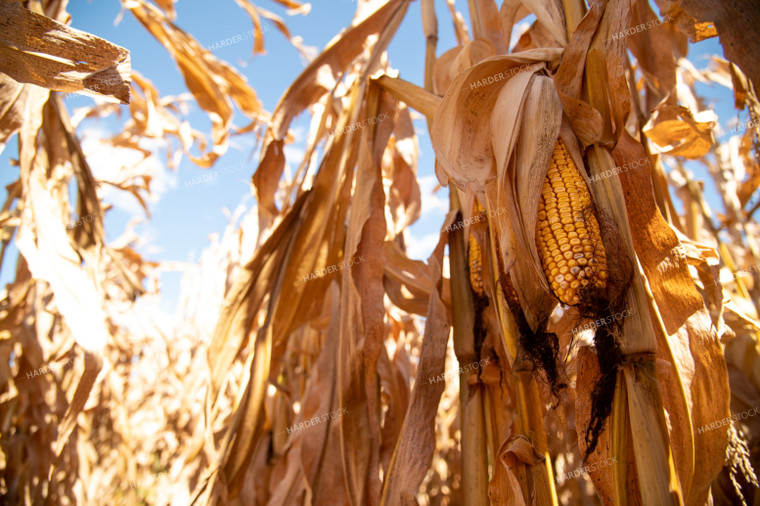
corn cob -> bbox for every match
[535,138,608,305]
[468,232,485,296]
[466,200,486,296]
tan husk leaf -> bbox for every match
[431,50,561,192]
[497,76,565,330]
[0,1,130,103]
[499,0,568,50]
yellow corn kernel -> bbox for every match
[535,138,608,305]
[469,232,485,296]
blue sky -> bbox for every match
[0,1,740,314]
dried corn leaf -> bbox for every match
[627,0,677,109]
[0,74,32,153]
[207,191,309,398]
[614,131,730,506]
[126,0,265,167]
[445,0,470,46]
[383,240,436,315]
[574,346,615,505]
[552,1,605,147]
[432,47,461,96]
[472,0,506,53]
[499,0,567,50]
[337,89,398,506]
[251,0,408,220]
[644,104,716,159]
[14,88,108,477]
[272,292,349,505]
[652,0,717,43]
[0,1,130,103]
[450,39,498,84]
[269,0,408,141]
[655,0,760,95]
[431,50,560,191]
[385,105,421,235]
[380,237,449,505]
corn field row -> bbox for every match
[1,0,760,504]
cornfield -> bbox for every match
[2,0,760,504]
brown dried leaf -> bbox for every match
[432,47,461,96]
[269,0,407,141]
[499,0,567,50]
[473,0,506,53]
[627,0,677,108]
[386,105,421,235]
[613,133,731,505]
[380,237,450,505]
[0,74,32,153]
[652,0,717,43]
[644,104,716,159]
[127,0,265,167]
[0,1,130,103]
[431,51,560,191]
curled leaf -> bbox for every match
[644,104,716,158]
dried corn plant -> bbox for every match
[1,0,760,505]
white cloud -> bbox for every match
[80,130,178,217]
[405,231,440,261]
[510,20,532,51]
[417,175,448,219]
